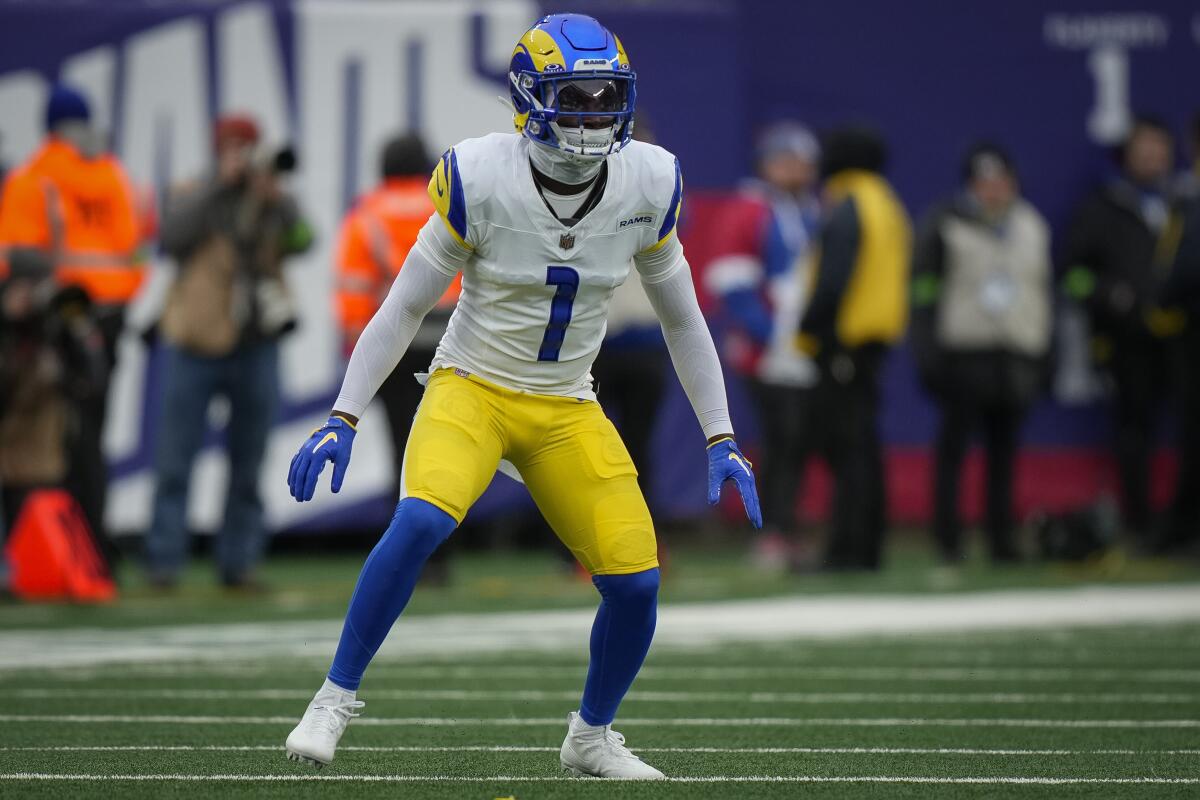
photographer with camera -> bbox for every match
[0,84,148,566]
[145,114,312,590]
[0,248,107,535]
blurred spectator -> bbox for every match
[1175,113,1200,199]
[1062,117,1178,541]
[594,279,664,497]
[0,83,146,561]
[911,145,1052,564]
[145,114,313,589]
[335,132,457,583]
[594,116,668,504]
[798,127,911,571]
[337,133,455,353]
[0,248,106,532]
[703,122,821,567]
[1156,117,1200,554]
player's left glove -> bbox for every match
[706,436,763,528]
[288,415,357,502]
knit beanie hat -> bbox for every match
[45,84,91,132]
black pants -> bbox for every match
[1165,328,1200,548]
[933,402,1021,563]
[376,348,434,492]
[811,345,886,571]
[590,343,667,498]
[375,347,455,572]
[751,381,813,533]
[1108,334,1170,537]
[63,305,123,569]
[2,487,29,537]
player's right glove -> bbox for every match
[706,436,763,529]
[288,415,357,502]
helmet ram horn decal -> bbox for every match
[509,13,636,159]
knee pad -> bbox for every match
[593,567,660,606]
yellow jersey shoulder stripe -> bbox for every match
[427,148,472,250]
[650,157,683,250]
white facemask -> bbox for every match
[550,120,620,156]
[527,137,605,185]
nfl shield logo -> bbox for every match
[559,232,575,250]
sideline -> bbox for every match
[2,584,1199,670]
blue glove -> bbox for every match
[288,415,357,502]
[706,436,763,528]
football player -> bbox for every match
[284,13,761,779]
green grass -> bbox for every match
[0,628,1195,796]
[2,622,1200,797]
[2,544,1199,797]
[1,538,1197,630]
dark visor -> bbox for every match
[547,78,628,115]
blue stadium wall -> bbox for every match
[0,0,1196,533]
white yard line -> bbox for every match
[38,662,1200,684]
[2,773,1198,785]
[805,648,1198,666]
[12,687,1200,705]
[3,714,1197,728]
[3,584,1200,670]
[857,635,1200,649]
[4,745,1199,756]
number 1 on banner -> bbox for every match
[1086,44,1131,145]
[538,266,579,362]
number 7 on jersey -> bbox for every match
[537,266,580,362]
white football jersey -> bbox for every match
[424,133,683,398]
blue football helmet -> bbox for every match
[509,13,636,159]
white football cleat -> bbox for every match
[284,679,364,768]
[559,710,665,779]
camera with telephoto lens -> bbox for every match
[258,144,297,176]
[0,249,106,407]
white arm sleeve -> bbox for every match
[635,238,734,440]
[333,217,467,418]
[413,213,475,274]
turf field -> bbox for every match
[2,551,1200,798]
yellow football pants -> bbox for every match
[401,368,658,575]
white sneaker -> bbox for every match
[284,679,364,768]
[559,710,665,779]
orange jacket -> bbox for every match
[335,177,461,341]
[0,138,144,305]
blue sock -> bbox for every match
[327,498,456,691]
[579,568,660,726]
